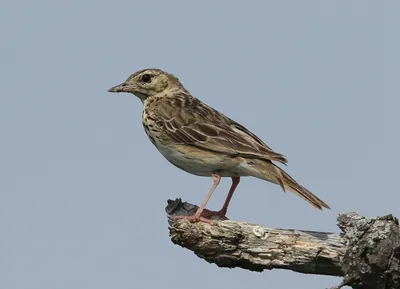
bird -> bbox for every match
[108,68,330,223]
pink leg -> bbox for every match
[202,177,240,219]
[173,174,221,224]
[219,176,240,216]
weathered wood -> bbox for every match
[166,198,400,289]
[337,213,400,289]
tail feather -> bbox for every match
[253,161,330,210]
[279,167,330,210]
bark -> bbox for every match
[166,199,400,289]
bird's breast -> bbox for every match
[141,129,243,177]
[140,105,244,177]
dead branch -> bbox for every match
[166,199,400,289]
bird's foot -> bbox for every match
[172,214,215,224]
[200,210,229,220]
[171,207,228,224]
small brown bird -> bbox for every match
[108,69,329,223]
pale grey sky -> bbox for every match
[1,1,399,288]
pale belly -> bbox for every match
[155,141,223,176]
[151,138,247,177]
[142,112,254,177]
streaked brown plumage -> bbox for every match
[108,68,330,223]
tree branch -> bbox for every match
[166,199,400,289]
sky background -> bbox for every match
[1,1,398,288]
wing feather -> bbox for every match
[153,95,288,164]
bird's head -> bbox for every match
[108,69,184,101]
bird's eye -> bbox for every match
[141,74,152,83]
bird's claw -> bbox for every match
[171,214,216,224]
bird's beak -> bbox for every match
[108,82,137,93]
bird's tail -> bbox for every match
[251,160,330,210]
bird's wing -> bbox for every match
[154,95,288,164]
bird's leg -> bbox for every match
[202,176,240,219]
[173,174,221,224]
[219,176,240,216]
